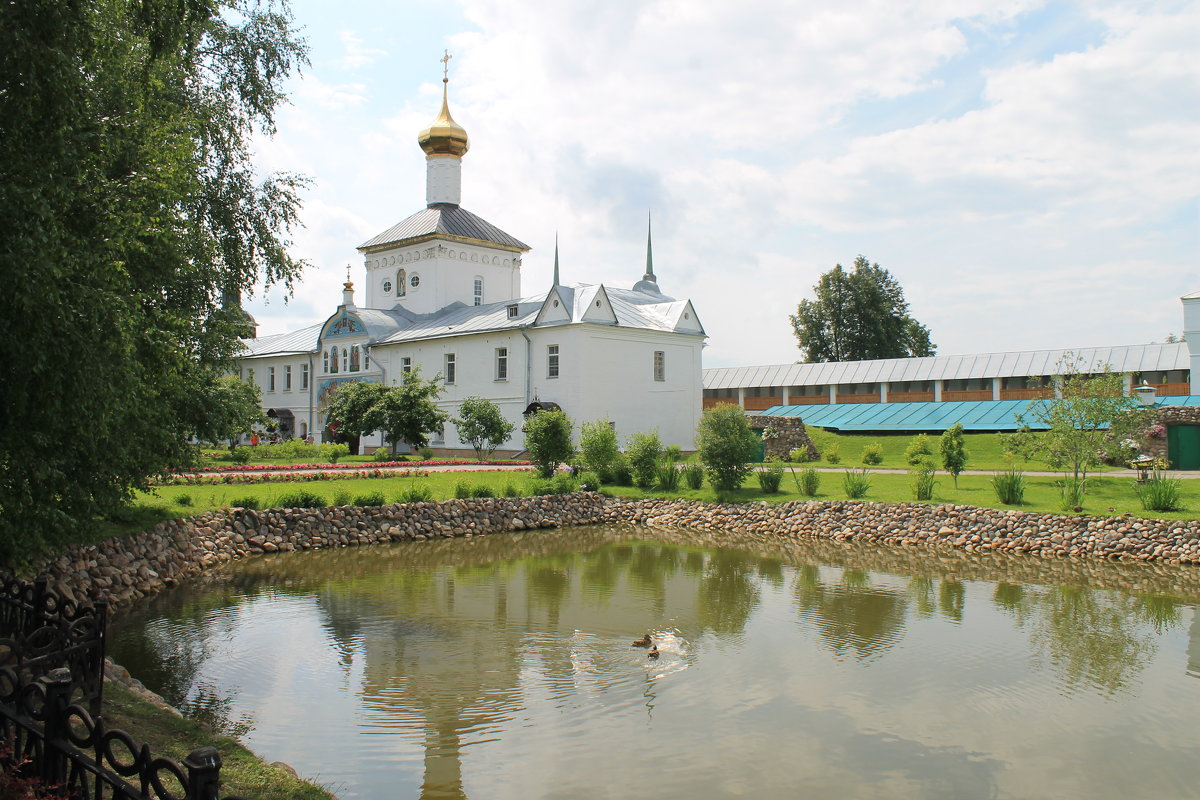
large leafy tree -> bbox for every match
[0,0,308,561]
[325,370,449,454]
[790,256,936,362]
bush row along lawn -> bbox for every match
[114,468,1200,538]
[796,429,1123,472]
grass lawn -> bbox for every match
[102,682,337,800]
[795,428,1123,472]
[110,466,1200,535]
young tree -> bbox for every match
[325,369,448,453]
[625,431,663,489]
[789,256,936,362]
[524,410,574,478]
[0,0,308,560]
[1015,358,1151,504]
[579,419,620,475]
[696,405,760,491]
[453,397,515,461]
[939,424,969,487]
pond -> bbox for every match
[108,526,1200,799]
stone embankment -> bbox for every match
[35,494,1200,611]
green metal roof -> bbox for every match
[757,396,1200,432]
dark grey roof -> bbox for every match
[357,204,530,251]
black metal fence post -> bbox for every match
[184,746,224,800]
[39,667,72,790]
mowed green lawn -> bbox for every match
[796,429,1124,472]
[124,467,1199,534]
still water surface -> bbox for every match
[109,526,1200,799]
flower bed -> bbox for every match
[191,459,532,474]
[153,466,533,487]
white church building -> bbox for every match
[237,75,706,453]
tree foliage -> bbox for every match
[523,410,574,478]
[939,424,969,487]
[453,397,514,461]
[0,0,309,561]
[696,405,760,491]
[1012,359,1150,499]
[193,376,267,445]
[325,370,448,453]
[578,419,620,475]
[790,256,935,362]
[625,431,663,489]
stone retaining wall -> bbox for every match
[34,494,1200,613]
[746,415,819,461]
[1143,406,1200,463]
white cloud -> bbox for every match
[335,29,386,71]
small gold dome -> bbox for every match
[418,82,469,158]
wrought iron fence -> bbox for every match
[0,575,106,716]
[0,666,248,800]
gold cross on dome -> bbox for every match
[441,50,452,82]
[345,264,351,282]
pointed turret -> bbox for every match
[633,211,663,295]
[552,234,561,287]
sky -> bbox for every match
[245,0,1200,369]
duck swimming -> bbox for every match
[632,634,652,648]
[647,646,660,660]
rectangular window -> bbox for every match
[496,347,508,381]
[507,304,519,319]
[445,353,456,384]
[301,363,309,390]
[267,366,276,392]
[653,350,665,382]
[284,365,292,391]
[474,278,483,306]
[547,344,559,379]
[401,357,412,374]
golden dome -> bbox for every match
[418,82,469,158]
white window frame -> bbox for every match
[473,277,483,306]
[495,347,508,381]
[507,304,519,318]
[301,363,309,389]
[268,366,276,392]
[445,353,456,384]
[653,350,665,382]
[284,365,292,391]
[401,356,412,374]
[547,344,559,379]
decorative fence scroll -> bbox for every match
[0,575,107,716]
[0,666,248,800]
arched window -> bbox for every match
[350,345,361,372]
[397,269,406,297]
[341,348,348,372]
[473,277,483,306]
[322,350,329,372]
[328,346,339,373]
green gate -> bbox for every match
[1166,425,1200,470]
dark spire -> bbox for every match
[643,210,656,282]
[553,233,561,287]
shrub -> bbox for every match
[453,396,515,460]
[610,455,634,487]
[656,462,681,491]
[788,447,812,463]
[576,471,602,491]
[682,461,705,490]
[229,446,253,465]
[663,445,683,463]
[528,478,555,496]
[418,446,434,461]
[176,493,193,507]
[1059,476,1086,511]
[756,459,784,493]
[397,485,433,503]
[275,489,326,508]
[696,405,759,491]
[842,468,871,499]
[991,467,1025,505]
[579,418,620,475]
[524,410,574,478]
[472,484,496,499]
[940,424,969,487]
[332,490,352,506]
[501,482,522,498]
[1136,470,1183,512]
[626,431,663,488]
[372,447,392,462]
[792,466,820,497]
[860,442,883,465]
[904,434,934,466]
[552,471,579,494]
[353,491,387,507]
[825,444,841,465]
[910,465,937,501]
[453,480,472,499]
[229,495,260,510]
[321,443,351,464]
